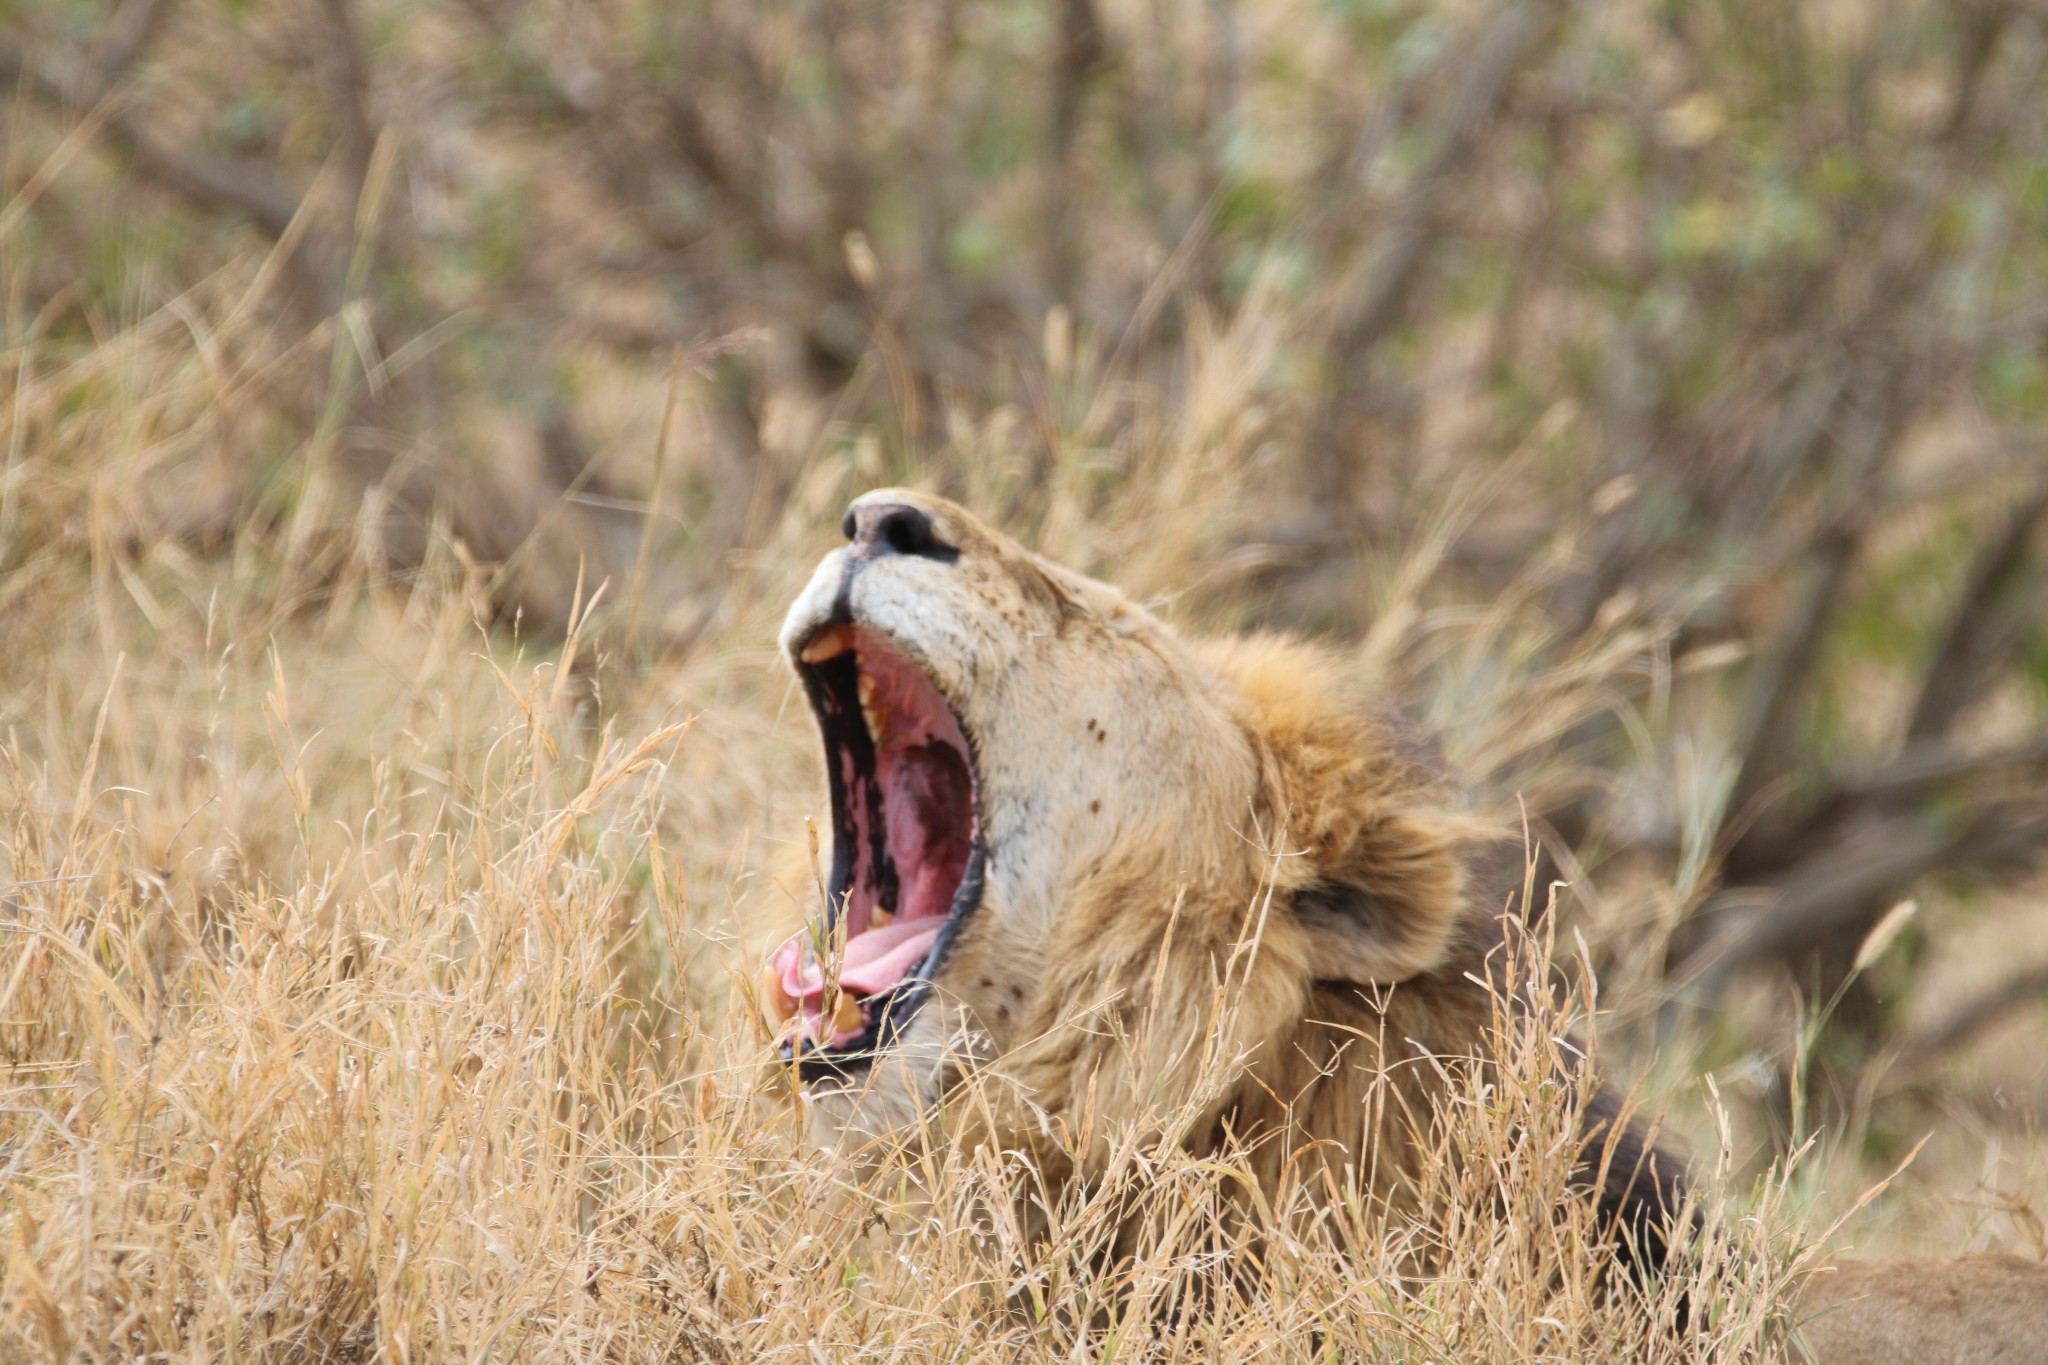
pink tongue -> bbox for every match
[839,919,943,993]
[771,918,943,1047]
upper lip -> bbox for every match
[781,617,985,1079]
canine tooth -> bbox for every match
[830,990,865,1037]
[759,962,796,1026]
[858,672,888,743]
[870,905,894,929]
[801,624,854,664]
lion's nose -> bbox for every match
[842,502,957,564]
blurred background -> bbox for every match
[4,0,2047,1264]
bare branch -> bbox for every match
[1309,0,1565,525]
[1895,962,2048,1079]
[1681,802,2048,1000]
[1837,731,2048,806]
[1727,729,2048,885]
[1325,0,1559,360]
[1724,363,1911,823]
[1677,816,1949,1000]
[1721,520,1864,823]
[0,37,303,239]
[1906,480,2048,742]
[88,0,175,87]
[311,0,380,198]
[1043,0,1109,306]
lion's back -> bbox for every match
[1796,1254,2048,1364]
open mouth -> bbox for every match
[766,622,984,1077]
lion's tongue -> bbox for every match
[771,918,944,1048]
[836,918,944,995]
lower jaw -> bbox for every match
[782,839,987,1080]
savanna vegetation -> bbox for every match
[2,0,2046,1357]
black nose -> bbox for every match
[842,502,958,563]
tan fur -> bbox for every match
[1795,1255,2048,1363]
[777,490,2048,1354]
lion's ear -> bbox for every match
[1290,810,1466,984]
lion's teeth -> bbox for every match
[760,962,797,1026]
[870,905,894,929]
[800,624,854,664]
[858,672,886,743]
[830,990,865,1037]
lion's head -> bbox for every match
[766,489,1475,1154]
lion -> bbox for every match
[762,489,2048,1356]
